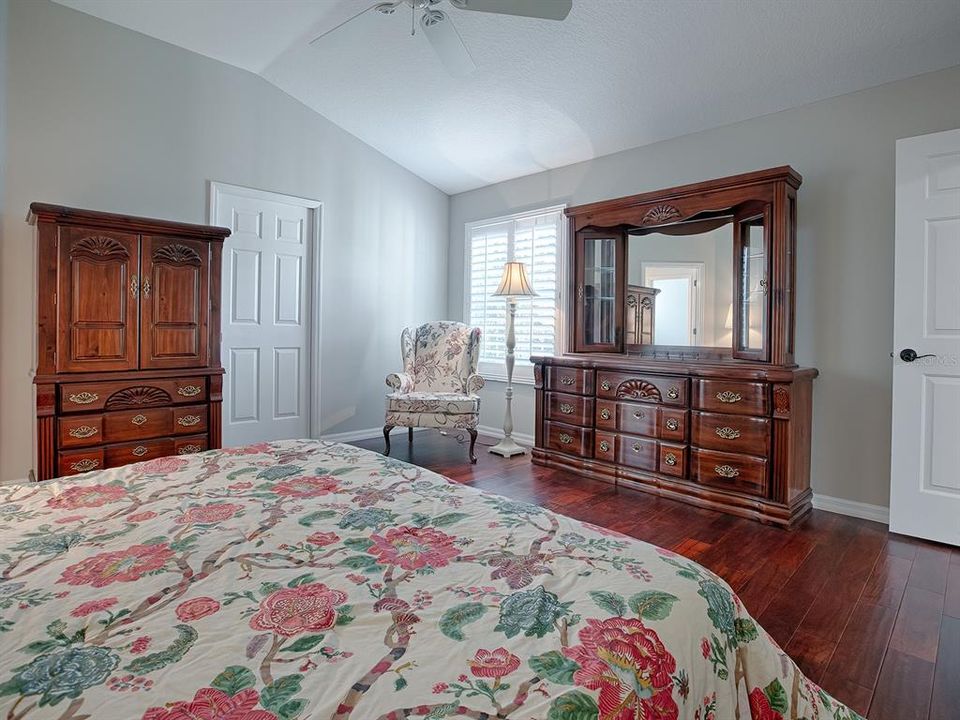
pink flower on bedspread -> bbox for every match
[47,484,127,510]
[271,475,340,498]
[306,531,340,547]
[368,526,459,570]
[59,544,174,588]
[250,583,347,637]
[468,648,520,678]
[129,511,158,523]
[176,597,221,622]
[70,597,118,617]
[142,687,277,720]
[176,503,243,525]
[564,617,679,720]
[140,457,189,474]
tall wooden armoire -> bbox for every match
[29,203,230,480]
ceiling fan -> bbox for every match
[309,0,573,77]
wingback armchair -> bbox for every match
[384,321,485,463]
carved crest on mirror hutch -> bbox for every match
[532,167,817,527]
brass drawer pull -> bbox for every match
[714,464,740,478]
[664,453,677,466]
[632,442,643,453]
[70,458,99,472]
[558,433,573,445]
[716,426,741,440]
[599,408,611,421]
[178,385,202,397]
[68,425,98,439]
[716,391,743,404]
[665,418,680,431]
[633,409,645,420]
[178,415,202,427]
[667,386,680,400]
[178,444,202,455]
[599,440,610,453]
[132,445,149,457]
[558,403,575,415]
[600,379,612,391]
[131,414,148,426]
[68,391,98,405]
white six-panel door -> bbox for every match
[212,184,318,446]
[890,129,960,546]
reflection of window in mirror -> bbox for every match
[627,224,734,347]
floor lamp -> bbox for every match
[489,261,537,457]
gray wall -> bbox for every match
[0,0,449,482]
[449,64,960,509]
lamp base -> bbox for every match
[489,436,526,458]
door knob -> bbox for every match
[896,348,935,362]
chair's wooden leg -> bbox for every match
[383,425,393,456]
[408,427,414,443]
[468,429,478,464]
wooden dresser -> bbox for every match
[29,203,230,480]
[532,167,817,527]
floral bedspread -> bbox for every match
[0,440,861,720]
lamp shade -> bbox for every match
[492,262,538,297]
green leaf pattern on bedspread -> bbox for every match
[0,440,863,719]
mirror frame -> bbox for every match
[564,166,801,366]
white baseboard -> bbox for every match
[320,426,428,443]
[812,493,889,524]
[477,424,535,447]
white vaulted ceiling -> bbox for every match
[54,0,960,193]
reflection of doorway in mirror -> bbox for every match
[641,262,705,346]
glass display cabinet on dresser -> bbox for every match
[534,167,816,527]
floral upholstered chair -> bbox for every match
[384,321,484,463]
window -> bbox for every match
[465,206,565,382]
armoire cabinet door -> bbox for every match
[139,236,209,369]
[57,227,141,372]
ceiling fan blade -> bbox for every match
[309,2,401,45]
[449,0,572,21]
[421,11,477,77]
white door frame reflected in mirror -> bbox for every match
[640,261,705,346]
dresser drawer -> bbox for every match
[594,431,616,462]
[691,448,768,496]
[546,392,595,426]
[595,400,617,430]
[659,408,688,442]
[692,411,770,456]
[658,442,688,478]
[103,408,173,442]
[597,371,688,406]
[58,448,105,476]
[693,380,768,416]
[173,405,208,435]
[106,438,175,466]
[545,367,594,396]
[58,415,104,448]
[617,401,658,437]
[616,434,658,472]
[60,377,208,413]
[175,435,208,455]
[545,421,592,457]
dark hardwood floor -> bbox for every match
[352,431,960,720]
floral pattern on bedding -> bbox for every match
[0,440,862,720]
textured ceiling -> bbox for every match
[54,0,960,194]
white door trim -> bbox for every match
[207,181,324,439]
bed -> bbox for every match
[0,440,861,720]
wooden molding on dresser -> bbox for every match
[533,167,817,527]
[28,203,230,480]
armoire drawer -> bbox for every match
[691,448,768,496]
[58,448,105,476]
[546,392,595,427]
[616,434,658,472]
[106,438,175,466]
[545,421,593,457]
[173,405,208,435]
[175,435,208,455]
[691,411,770,456]
[60,377,208,413]
[58,416,104,448]
[597,371,688,406]
[545,367,594,396]
[693,380,768,416]
[103,408,173,442]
